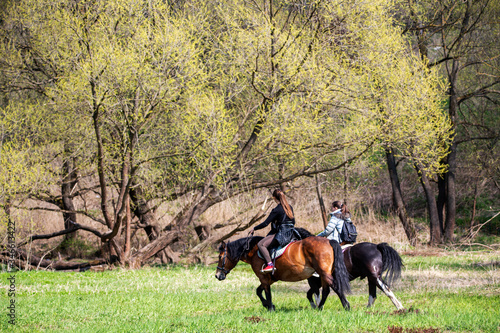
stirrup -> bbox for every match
[261,263,276,273]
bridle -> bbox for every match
[217,243,231,275]
[217,231,254,276]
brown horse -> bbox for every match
[215,229,351,311]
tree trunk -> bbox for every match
[123,195,131,260]
[173,189,221,229]
[129,231,179,268]
[61,157,78,244]
[437,172,446,234]
[130,186,160,241]
[385,148,417,246]
[444,59,460,243]
[444,140,457,242]
[469,179,480,229]
[130,185,175,262]
[132,188,224,263]
[415,165,442,245]
[315,173,328,228]
[4,249,107,271]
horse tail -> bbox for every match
[329,240,351,295]
[377,243,403,286]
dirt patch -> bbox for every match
[366,306,421,316]
[244,316,267,324]
[388,326,440,333]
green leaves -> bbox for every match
[0,0,453,225]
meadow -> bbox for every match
[1,249,499,333]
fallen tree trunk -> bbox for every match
[1,249,108,271]
[128,230,179,268]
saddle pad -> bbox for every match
[258,241,296,260]
[341,243,353,253]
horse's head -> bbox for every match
[215,241,238,281]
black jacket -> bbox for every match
[254,204,295,236]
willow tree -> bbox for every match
[0,103,55,239]
[399,0,500,243]
[0,0,220,264]
[306,0,453,245]
[145,0,452,252]
[1,0,454,267]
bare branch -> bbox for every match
[17,220,105,247]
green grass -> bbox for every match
[1,251,499,332]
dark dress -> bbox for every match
[254,204,295,247]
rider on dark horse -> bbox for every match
[317,200,354,246]
[251,189,295,273]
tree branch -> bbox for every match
[17,220,105,247]
[248,142,373,190]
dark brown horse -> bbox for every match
[307,242,404,310]
[215,229,351,311]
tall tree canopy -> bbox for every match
[1,0,453,266]
[398,0,500,244]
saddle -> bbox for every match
[257,241,296,260]
[258,228,303,260]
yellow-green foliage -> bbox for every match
[316,0,452,175]
[199,0,452,178]
[0,0,452,209]
[0,102,57,204]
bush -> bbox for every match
[55,237,99,259]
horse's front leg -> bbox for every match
[256,285,267,308]
[256,284,275,311]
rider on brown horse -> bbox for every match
[252,189,295,273]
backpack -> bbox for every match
[340,218,357,243]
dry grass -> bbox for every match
[402,269,499,292]
[0,186,456,259]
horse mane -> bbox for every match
[225,228,312,260]
[295,227,313,239]
[226,236,263,260]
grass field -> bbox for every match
[1,250,499,332]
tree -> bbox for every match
[316,0,452,245]
[400,0,500,243]
[1,0,455,267]
[1,0,216,264]
[138,0,452,253]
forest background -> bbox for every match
[0,0,498,270]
